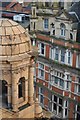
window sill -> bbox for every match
[39,54,45,57]
[59,36,66,39]
[65,89,71,91]
[49,83,64,91]
[74,92,80,96]
[43,28,49,31]
[38,76,45,80]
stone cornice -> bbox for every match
[0,53,31,63]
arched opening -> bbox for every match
[2,80,8,108]
[18,77,25,99]
[70,33,73,40]
[60,23,66,37]
[53,30,55,35]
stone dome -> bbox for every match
[0,18,32,62]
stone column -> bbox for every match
[25,79,28,103]
[12,73,18,112]
[7,84,11,108]
[28,65,34,105]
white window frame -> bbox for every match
[50,70,64,89]
[52,95,63,117]
[38,42,45,56]
[75,104,80,119]
[75,84,80,95]
[66,81,71,91]
[63,100,68,118]
[50,47,54,60]
[66,50,72,66]
[38,63,45,80]
[54,47,59,61]
[76,54,80,69]
[39,87,44,106]
[60,49,65,63]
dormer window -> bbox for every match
[60,23,66,37]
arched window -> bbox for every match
[53,30,55,35]
[18,77,25,98]
[70,33,73,40]
[2,80,8,107]
[60,23,66,37]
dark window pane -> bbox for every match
[41,43,44,48]
[54,103,57,111]
[41,95,44,104]
[53,30,55,35]
[78,85,80,93]
[41,43,44,55]
[59,98,62,105]
[54,95,57,102]
[59,106,62,113]
[59,79,64,88]
[18,80,23,98]
[54,77,58,84]
[65,109,68,116]
[70,33,73,39]
[77,113,80,120]
[42,49,44,54]
[41,70,44,77]
[77,105,80,111]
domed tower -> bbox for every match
[0,18,42,118]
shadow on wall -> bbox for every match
[35,117,62,120]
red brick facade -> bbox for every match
[30,3,80,119]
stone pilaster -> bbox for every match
[28,66,34,105]
[12,73,18,112]
[35,98,43,118]
[7,84,12,108]
[25,79,28,103]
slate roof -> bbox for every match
[76,22,80,43]
[69,1,80,20]
[69,1,80,43]
[56,9,78,22]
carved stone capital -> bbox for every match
[12,69,20,74]
[2,70,10,75]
